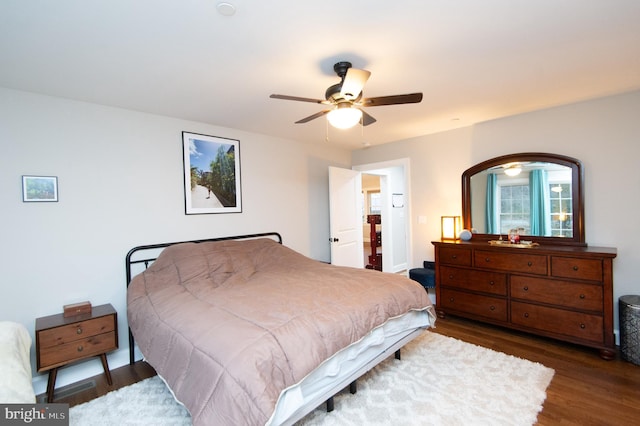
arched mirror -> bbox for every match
[462,153,585,246]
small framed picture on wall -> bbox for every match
[22,175,58,202]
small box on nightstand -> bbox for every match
[63,301,92,317]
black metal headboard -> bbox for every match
[125,232,283,364]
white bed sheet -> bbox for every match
[267,307,436,425]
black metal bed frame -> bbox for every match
[124,232,282,365]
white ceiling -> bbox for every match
[2,0,639,150]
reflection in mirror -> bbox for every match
[462,153,585,246]
[470,162,573,237]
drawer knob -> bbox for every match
[451,255,457,259]
[523,286,529,291]
[449,274,454,279]
[449,297,455,302]
[489,281,494,286]
[490,305,495,311]
[76,327,83,335]
[77,345,84,352]
[527,261,533,267]
[485,257,490,262]
[580,323,586,329]
[524,313,529,318]
[580,294,586,299]
[573,266,579,271]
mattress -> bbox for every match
[268,309,433,425]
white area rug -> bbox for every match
[70,332,554,425]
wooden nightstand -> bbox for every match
[36,303,118,402]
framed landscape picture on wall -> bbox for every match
[182,132,242,214]
[22,175,58,202]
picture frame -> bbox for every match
[182,132,242,214]
[22,175,58,202]
[392,193,404,208]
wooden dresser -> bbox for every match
[432,241,617,359]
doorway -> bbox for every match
[362,174,382,269]
[354,158,411,273]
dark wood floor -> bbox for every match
[43,316,640,424]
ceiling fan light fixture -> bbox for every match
[327,105,362,129]
[504,165,522,177]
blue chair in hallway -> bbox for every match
[409,261,435,294]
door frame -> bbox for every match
[353,158,413,273]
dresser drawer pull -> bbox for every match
[449,297,454,302]
[485,257,490,262]
[489,281,495,286]
[523,286,529,291]
[573,266,579,271]
[490,306,495,311]
[76,327,83,335]
[449,274,454,279]
[580,294,585,299]
[77,345,84,352]
[527,261,533,267]
[451,255,457,259]
[524,313,529,318]
[580,323,586,329]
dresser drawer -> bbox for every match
[39,331,117,370]
[551,256,603,281]
[440,288,507,321]
[440,266,507,295]
[438,247,472,266]
[511,301,603,344]
[474,250,548,275]
[38,315,116,349]
[510,276,603,311]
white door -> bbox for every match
[329,166,364,267]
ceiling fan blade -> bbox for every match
[270,94,326,104]
[340,68,371,100]
[360,92,423,107]
[295,109,330,124]
[361,110,377,126]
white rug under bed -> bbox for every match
[70,331,554,425]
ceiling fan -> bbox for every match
[270,61,423,129]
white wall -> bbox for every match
[0,87,351,394]
[353,90,640,337]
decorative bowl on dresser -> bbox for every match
[35,303,118,402]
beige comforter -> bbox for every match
[127,238,433,425]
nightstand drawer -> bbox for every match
[38,315,115,349]
[39,331,117,370]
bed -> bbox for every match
[126,232,436,425]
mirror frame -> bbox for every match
[462,152,585,246]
